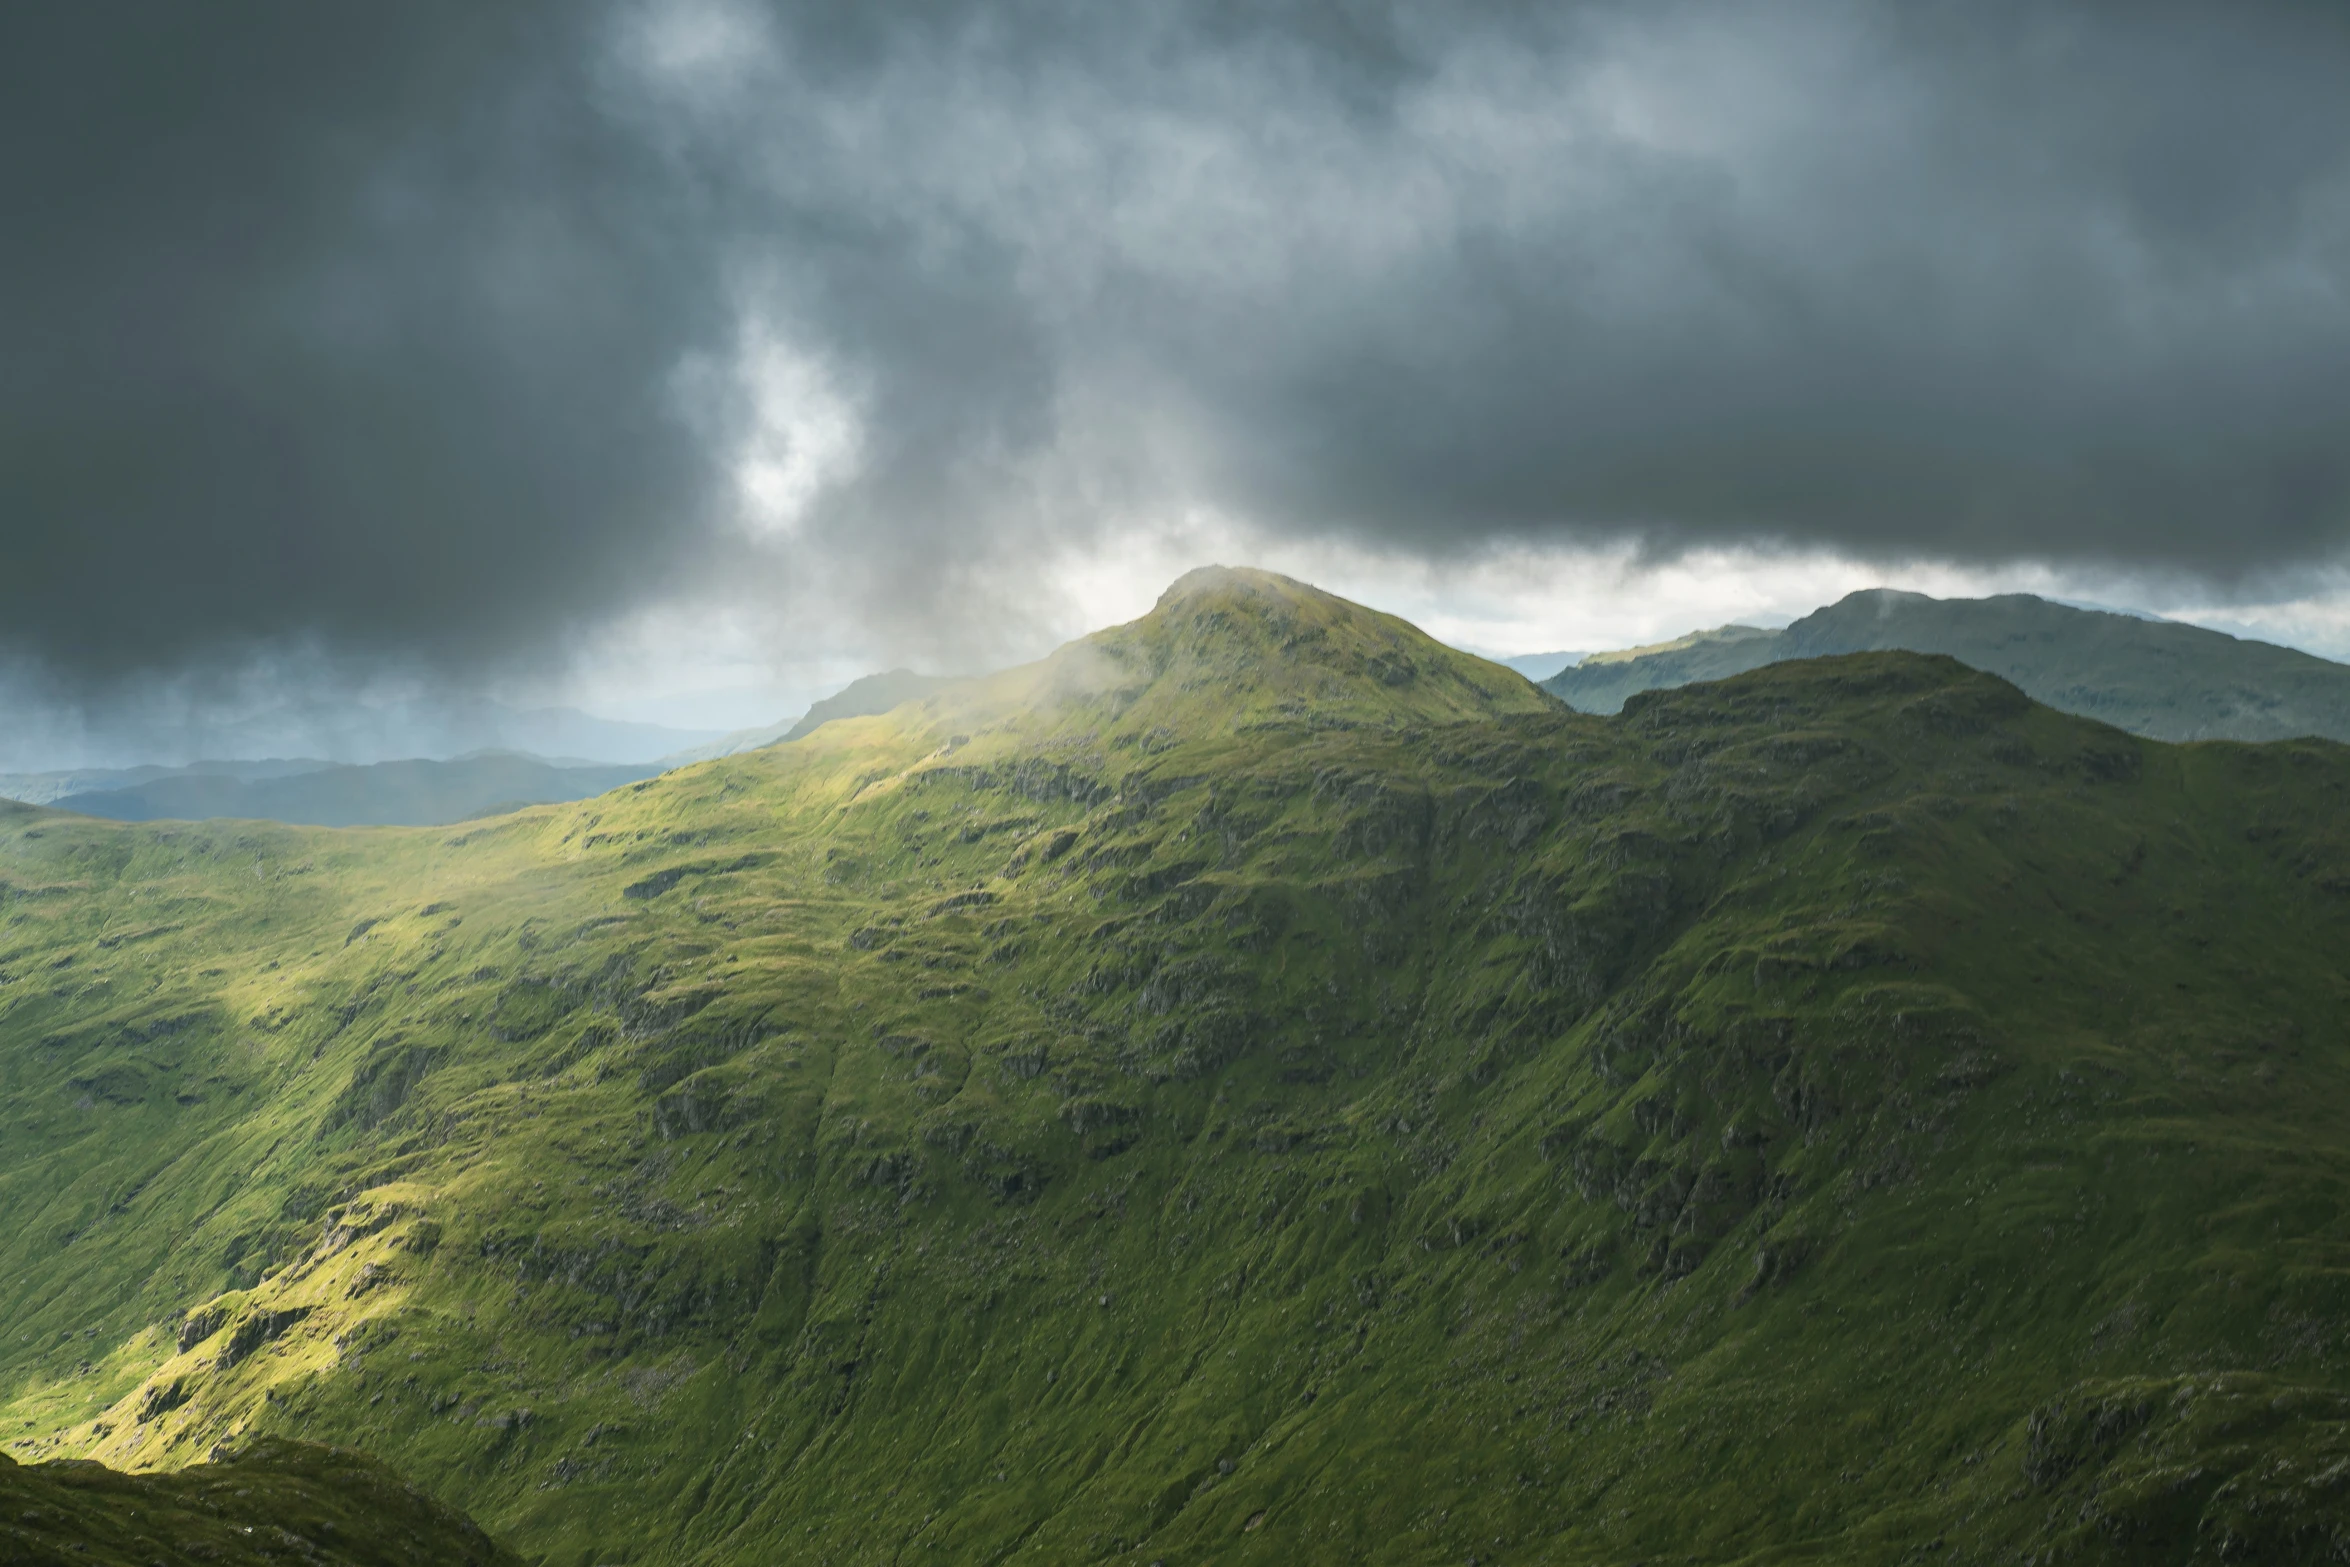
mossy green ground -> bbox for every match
[5,568,2350,1564]
[1,1437,517,1566]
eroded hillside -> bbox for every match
[6,568,2350,1565]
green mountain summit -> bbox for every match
[6,569,2350,1563]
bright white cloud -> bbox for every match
[732,328,865,539]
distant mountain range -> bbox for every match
[1545,588,2350,742]
[390,701,723,765]
[15,597,2346,833]
[0,673,961,827]
[13,752,661,828]
[17,698,727,773]
[0,757,341,808]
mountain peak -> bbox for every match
[815,569,1561,760]
[1065,567,1555,731]
[1823,586,1935,618]
[1151,563,1333,613]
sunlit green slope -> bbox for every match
[6,566,2350,1565]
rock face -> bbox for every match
[1546,586,2350,741]
[4,569,2350,1565]
[0,1439,516,1566]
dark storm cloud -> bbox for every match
[6,0,2350,681]
[708,0,2350,599]
[0,2,731,679]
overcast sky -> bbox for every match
[5,0,2349,756]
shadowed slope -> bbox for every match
[0,1439,515,1566]
[3,579,2350,1563]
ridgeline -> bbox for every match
[5,567,2350,1564]
[1547,587,2350,743]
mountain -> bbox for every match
[410,703,722,766]
[0,758,340,808]
[1545,622,1784,713]
[1546,587,2350,741]
[659,668,957,765]
[8,566,2350,1563]
[39,752,662,828]
[778,667,957,743]
[1,1438,513,1566]
[24,700,724,773]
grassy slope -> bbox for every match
[5,567,2350,1564]
[1,1438,517,1567]
[1547,588,2350,743]
[663,670,958,766]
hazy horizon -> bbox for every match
[9,567,2350,776]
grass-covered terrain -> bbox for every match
[1549,586,2350,743]
[1,1437,516,1566]
[6,566,2350,1564]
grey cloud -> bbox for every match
[0,1,732,682]
[5,0,2348,688]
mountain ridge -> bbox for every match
[658,668,961,765]
[1547,587,2350,742]
[9,700,724,775]
[30,752,662,828]
[4,571,2350,1563]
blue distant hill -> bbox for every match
[1546,588,2350,742]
